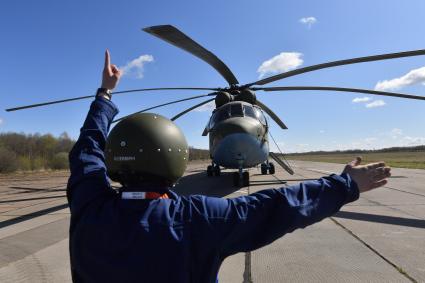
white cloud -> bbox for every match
[365,100,386,108]
[257,52,303,78]
[194,101,215,112]
[121,54,154,79]
[352,97,372,103]
[296,143,310,151]
[319,130,325,134]
[336,130,424,150]
[375,66,425,91]
[351,96,385,109]
[0,118,3,125]
[299,17,317,28]
[402,136,425,145]
[390,128,403,139]
[364,137,377,143]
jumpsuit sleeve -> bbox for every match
[66,96,119,214]
[189,173,359,258]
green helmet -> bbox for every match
[105,113,189,185]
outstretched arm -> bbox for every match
[190,158,390,258]
[67,50,122,214]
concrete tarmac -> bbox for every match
[0,161,424,282]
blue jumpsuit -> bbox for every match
[67,97,359,283]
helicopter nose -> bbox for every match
[211,118,268,167]
[212,132,268,168]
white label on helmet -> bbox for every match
[114,156,136,161]
[122,192,146,199]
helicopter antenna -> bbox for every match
[269,130,294,174]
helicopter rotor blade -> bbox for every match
[112,93,216,124]
[245,49,425,87]
[171,98,215,121]
[5,87,219,112]
[254,86,425,101]
[255,99,288,130]
[6,95,95,112]
[143,25,239,86]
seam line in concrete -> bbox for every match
[0,217,69,268]
[243,252,253,283]
[330,217,418,283]
[243,183,253,283]
[384,186,425,198]
[361,196,424,221]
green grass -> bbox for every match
[286,151,425,170]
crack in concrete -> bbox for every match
[330,217,418,283]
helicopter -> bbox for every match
[6,25,425,187]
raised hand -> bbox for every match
[342,157,391,193]
[101,49,122,90]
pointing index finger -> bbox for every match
[104,49,111,69]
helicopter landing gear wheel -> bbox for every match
[261,163,268,175]
[233,168,249,187]
[232,172,240,187]
[242,171,249,187]
[268,162,275,175]
[213,165,221,176]
[207,165,213,177]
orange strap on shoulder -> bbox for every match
[145,192,169,199]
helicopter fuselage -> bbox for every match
[206,101,269,169]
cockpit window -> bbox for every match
[255,107,267,125]
[209,103,266,128]
[244,105,256,119]
[210,105,230,128]
[230,104,243,116]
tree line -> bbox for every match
[0,132,212,173]
[0,132,74,173]
[188,147,210,161]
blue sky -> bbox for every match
[1,0,425,152]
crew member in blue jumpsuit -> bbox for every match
[67,50,391,283]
